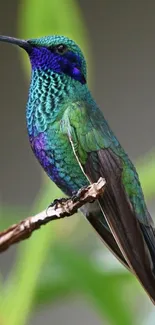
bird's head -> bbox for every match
[0,35,87,85]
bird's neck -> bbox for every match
[26,69,89,136]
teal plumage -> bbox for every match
[0,34,155,303]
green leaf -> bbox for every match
[33,244,135,315]
[136,151,155,200]
[34,272,73,307]
[52,246,135,325]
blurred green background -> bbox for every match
[0,0,155,324]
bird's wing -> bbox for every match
[62,101,155,304]
[61,101,131,271]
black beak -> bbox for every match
[0,35,32,53]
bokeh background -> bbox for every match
[0,0,155,324]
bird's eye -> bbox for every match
[55,44,68,55]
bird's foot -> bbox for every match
[48,197,68,210]
[71,185,89,203]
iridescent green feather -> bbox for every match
[62,100,149,222]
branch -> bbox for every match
[0,178,106,253]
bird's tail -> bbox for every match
[97,183,155,305]
[84,204,130,271]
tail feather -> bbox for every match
[85,208,130,271]
[98,183,155,304]
[140,221,155,275]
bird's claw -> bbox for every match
[48,197,68,210]
[71,185,88,202]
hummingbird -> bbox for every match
[0,34,155,303]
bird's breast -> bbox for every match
[29,122,88,195]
